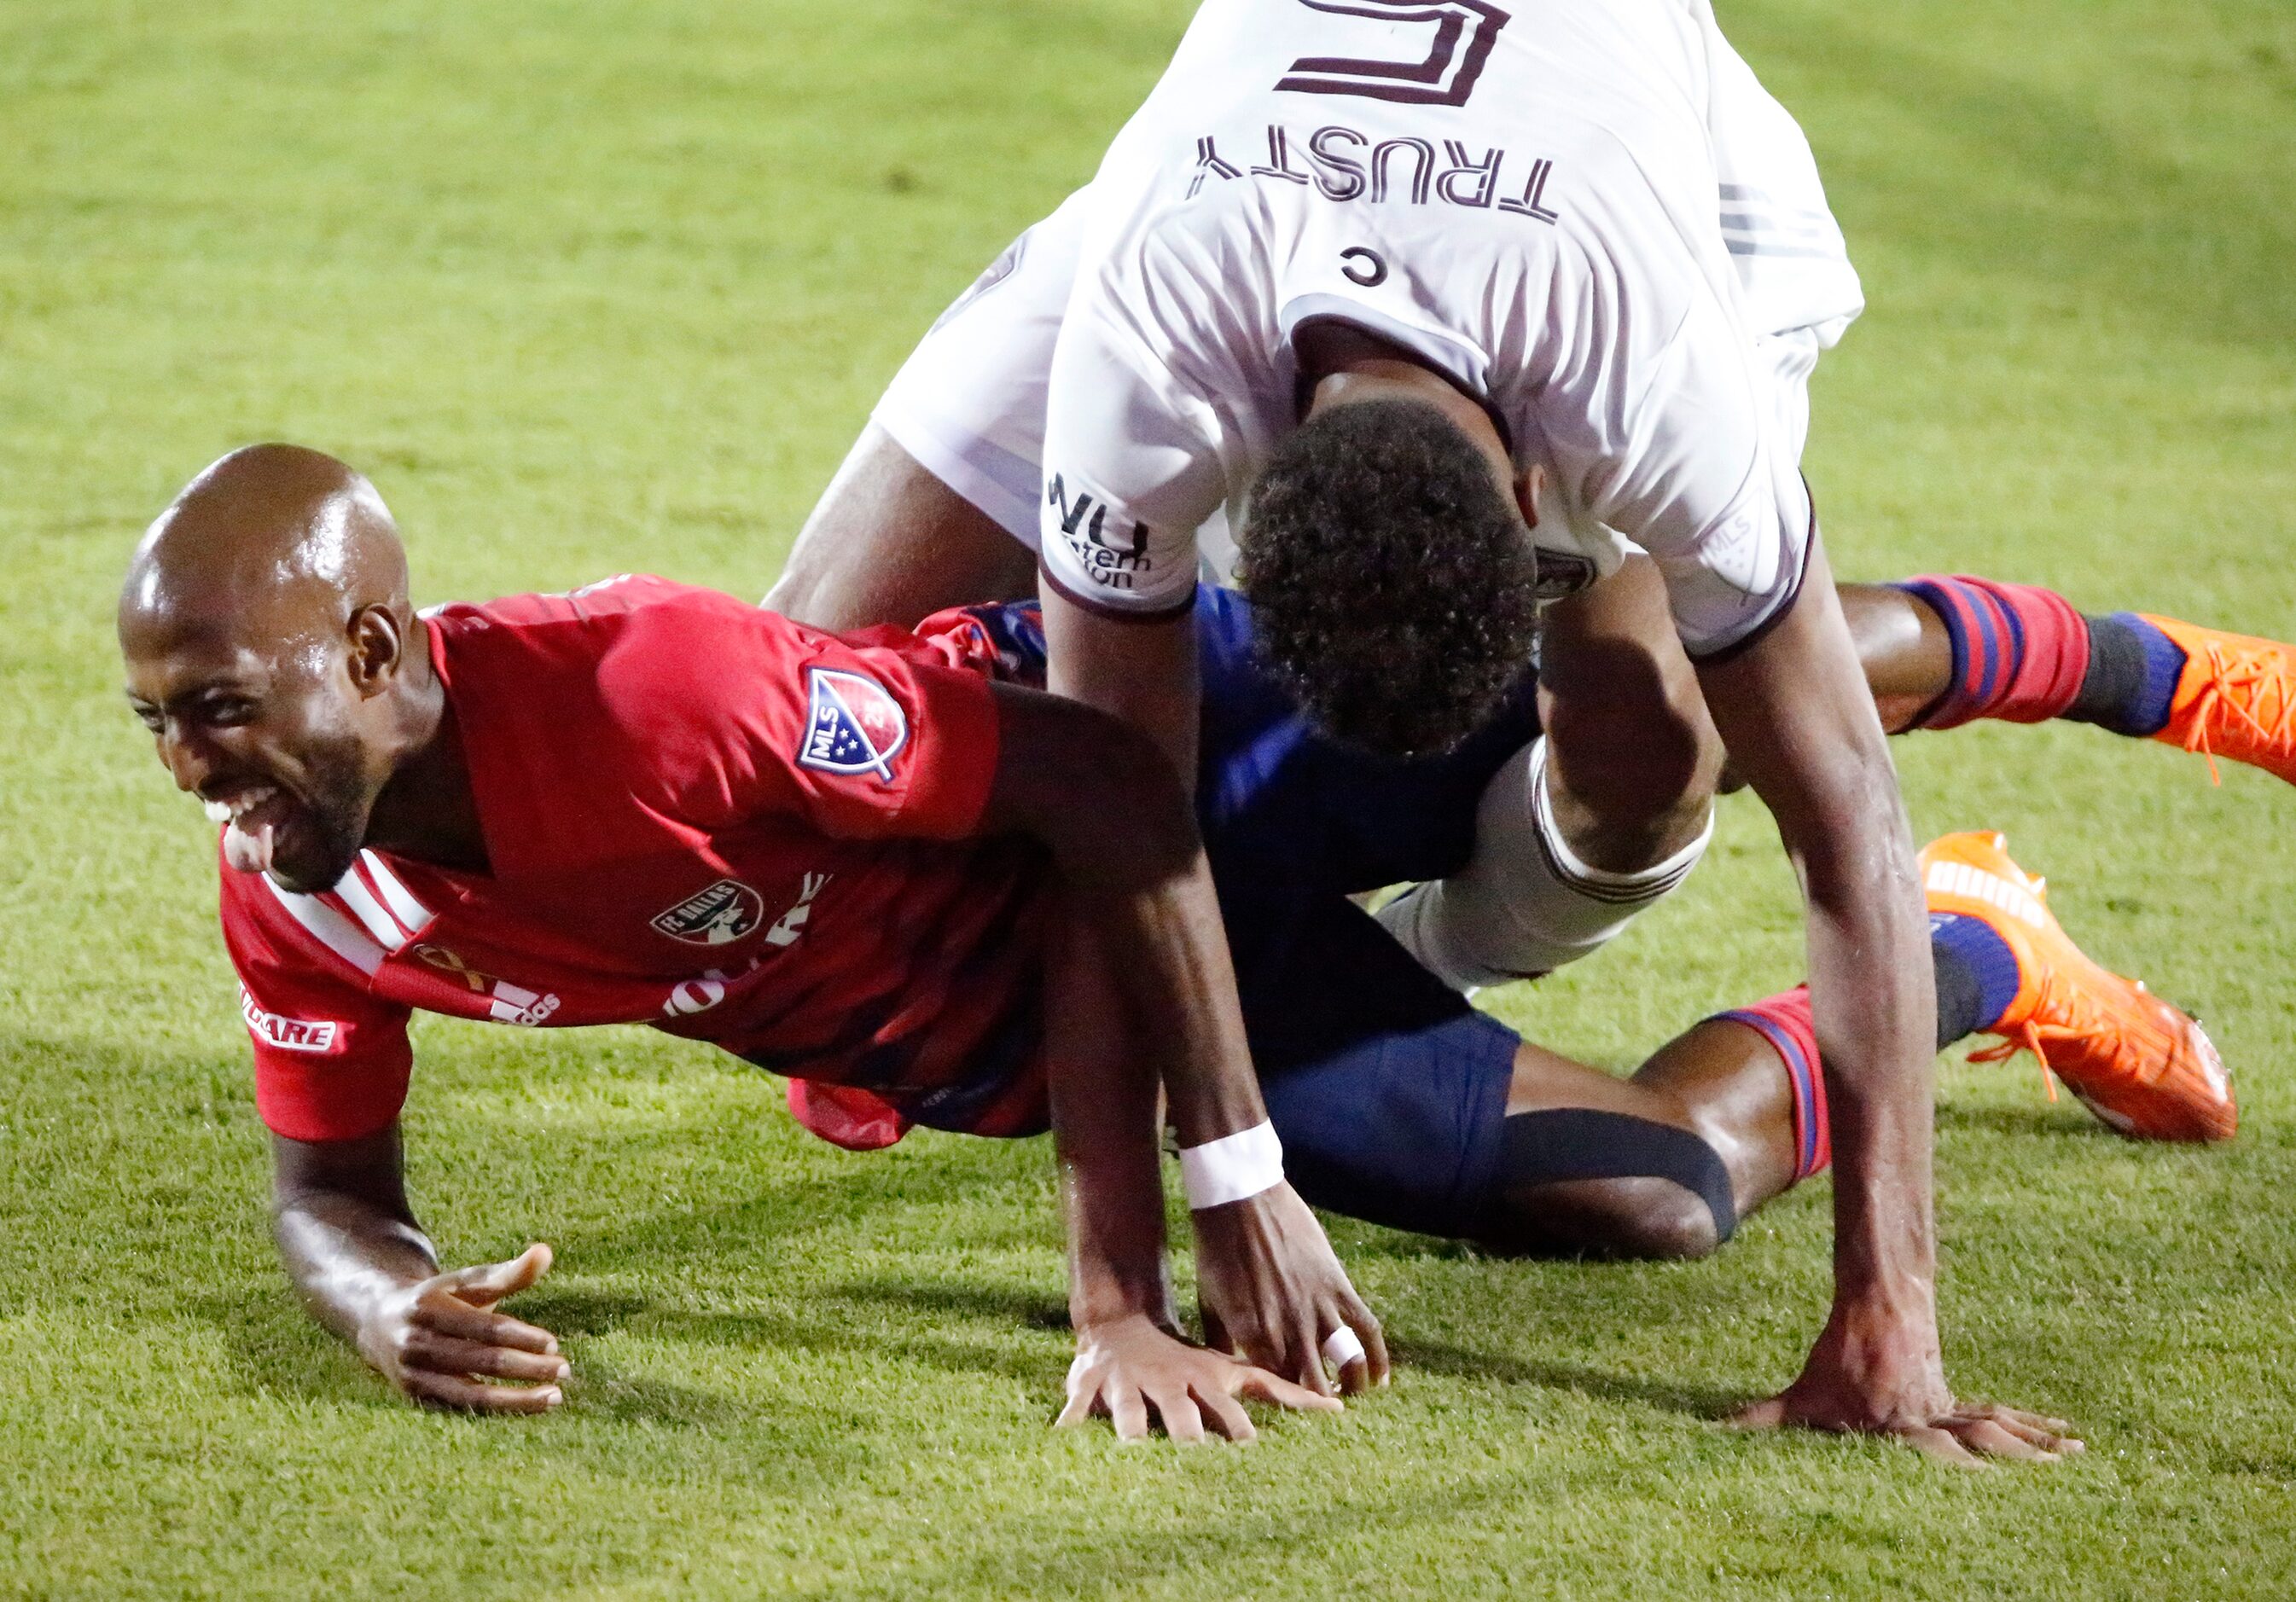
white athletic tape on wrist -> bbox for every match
[1177,1121,1284,1210]
[1322,1326,1366,1370]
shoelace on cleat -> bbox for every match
[2177,637,2296,786]
[1967,968,2167,1103]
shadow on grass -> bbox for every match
[835,1277,1071,1333]
[1392,1337,1745,1419]
[1933,1101,2121,1141]
[188,1291,397,1411]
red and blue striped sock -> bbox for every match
[1712,986,1828,1181]
[1710,915,2022,1187]
[1892,574,2090,728]
[1892,575,2186,736]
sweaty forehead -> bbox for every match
[118,582,334,700]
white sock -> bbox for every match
[1375,736,1712,990]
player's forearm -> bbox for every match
[1046,920,1179,1332]
[1095,866,1270,1146]
[1039,582,1201,786]
[1050,795,1267,1144]
[1700,544,1940,1310]
[1799,821,1939,1308]
[270,1128,437,1357]
[981,682,1268,1146]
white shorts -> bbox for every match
[874,6,1858,549]
[874,189,1093,547]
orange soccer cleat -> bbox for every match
[1919,830,2235,1142]
[2139,614,2296,786]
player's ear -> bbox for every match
[346,603,406,697]
[1514,461,1548,530]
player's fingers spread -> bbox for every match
[1151,1385,1207,1444]
[1234,1365,1343,1414]
[1195,1385,1257,1443]
[1346,1297,1392,1387]
[1320,1326,1370,1398]
[1996,1408,2081,1443]
[403,1369,563,1415]
[1110,1384,1153,1444]
[1950,1418,2057,1463]
[413,1296,560,1355]
[404,1332,569,1384]
[1966,1408,2079,1453]
[1900,1425,1987,1467]
[1054,1374,1104,1431]
[1291,1319,1334,1398]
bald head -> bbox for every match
[120,444,409,648]
[120,446,440,892]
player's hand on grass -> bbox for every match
[1191,1181,1389,1397]
[1729,1306,2082,1466]
[1056,1311,1340,1442]
[356,1241,570,1414]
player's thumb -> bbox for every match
[449,1241,554,1306]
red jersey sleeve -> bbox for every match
[593,589,1003,842]
[218,857,416,1142]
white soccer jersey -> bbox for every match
[1032,0,1855,655]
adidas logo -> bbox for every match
[1925,861,2049,929]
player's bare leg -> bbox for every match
[1840,582,1952,732]
[764,425,1038,631]
[1535,556,1724,870]
[1475,1024,1797,1262]
[1376,554,1725,987]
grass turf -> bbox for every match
[3,0,2294,1594]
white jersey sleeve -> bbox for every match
[1034,291,1229,620]
[1540,241,1814,659]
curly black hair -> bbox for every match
[1236,397,1542,756]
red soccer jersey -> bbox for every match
[221,577,1055,1146]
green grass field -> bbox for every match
[4,0,2295,1594]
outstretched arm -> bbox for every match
[270,1123,567,1413]
[1697,538,2063,1462]
[982,679,1387,1400]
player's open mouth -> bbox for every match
[202,785,296,876]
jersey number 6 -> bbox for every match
[1276,0,1511,107]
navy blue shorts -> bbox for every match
[969,590,1540,1241]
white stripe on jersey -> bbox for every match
[264,875,387,977]
[333,868,411,952]
[359,850,435,937]
[1715,183,1846,260]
